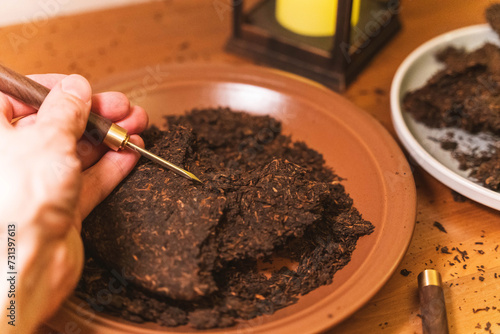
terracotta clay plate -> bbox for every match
[48,64,416,334]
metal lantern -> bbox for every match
[226,0,401,92]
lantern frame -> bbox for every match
[226,0,401,91]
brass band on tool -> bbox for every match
[418,269,442,288]
[104,123,130,151]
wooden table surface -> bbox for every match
[1,1,498,333]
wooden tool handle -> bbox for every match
[418,270,449,334]
[419,285,449,334]
[0,63,111,146]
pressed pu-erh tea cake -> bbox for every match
[78,107,374,329]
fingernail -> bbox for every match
[60,75,91,104]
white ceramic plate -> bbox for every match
[390,24,500,211]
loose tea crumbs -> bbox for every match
[451,190,467,203]
[78,108,373,329]
[400,269,411,276]
[433,221,447,233]
[441,246,451,254]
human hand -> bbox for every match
[6,74,149,228]
[0,74,148,333]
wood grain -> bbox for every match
[0,64,111,145]
[1,1,496,333]
[0,63,49,109]
[419,285,449,334]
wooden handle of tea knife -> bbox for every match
[0,63,113,147]
[418,270,449,334]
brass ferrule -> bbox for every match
[418,269,442,288]
[103,123,130,151]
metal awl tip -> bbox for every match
[126,141,202,183]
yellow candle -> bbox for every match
[276,0,361,37]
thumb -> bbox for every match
[36,74,92,143]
